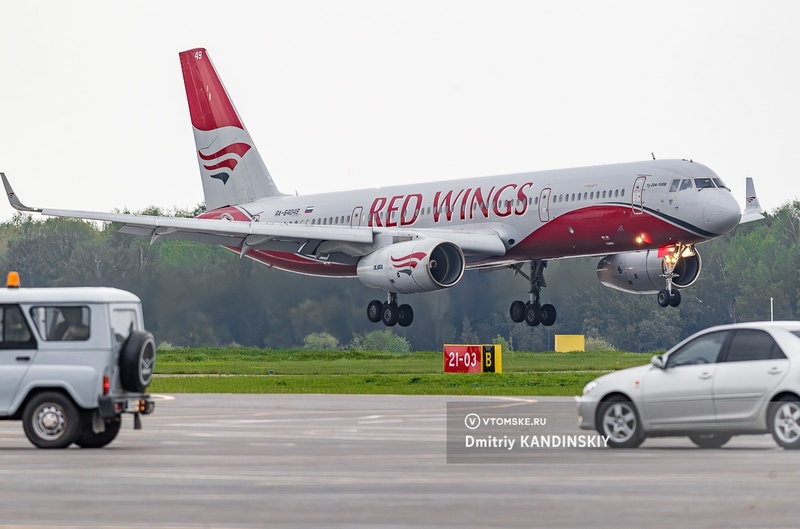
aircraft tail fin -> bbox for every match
[180,48,285,210]
[740,177,765,224]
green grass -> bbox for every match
[152,348,654,396]
[150,372,599,396]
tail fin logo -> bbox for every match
[198,141,252,185]
[390,252,427,276]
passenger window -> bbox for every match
[680,179,693,191]
[666,331,727,368]
[30,306,90,342]
[0,305,36,349]
[725,329,786,362]
[669,179,680,192]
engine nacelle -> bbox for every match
[596,249,702,294]
[357,239,465,294]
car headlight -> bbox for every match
[582,381,599,395]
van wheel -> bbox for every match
[75,417,122,449]
[119,330,156,393]
[22,392,80,449]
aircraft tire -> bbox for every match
[509,301,526,323]
[397,304,414,327]
[540,304,557,326]
[367,300,383,323]
[524,303,542,327]
[382,303,398,327]
[657,289,671,307]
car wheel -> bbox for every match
[119,330,156,393]
[75,417,122,449]
[22,392,80,449]
[689,433,732,449]
[597,396,644,448]
[768,398,800,449]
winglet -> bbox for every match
[1,173,42,213]
[739,177,765,224]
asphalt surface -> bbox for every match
[0,394,798,529]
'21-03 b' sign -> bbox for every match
[443,345,503,373]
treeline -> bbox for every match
[0,200,797,352]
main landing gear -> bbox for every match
[656,243,693,309]
[367,293,414,327]
[508,260,557,327]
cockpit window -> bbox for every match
[679,179,693,191]
[694,178,715,189]
[669,179,680,192]
[713,178,729,190]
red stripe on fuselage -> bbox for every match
[227,247,358,277]
[503,205,706,261]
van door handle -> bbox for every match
[15,356,31,361]
[699,372,712,380]
[768,367,783,375]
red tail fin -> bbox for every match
[181,49,244,131]
[179,48,283,210]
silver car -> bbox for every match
[577,321,800,448]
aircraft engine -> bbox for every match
[596,249,702,294]
[357,239,465,294]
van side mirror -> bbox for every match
[651,355,666,369]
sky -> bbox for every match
[1,1,798,221]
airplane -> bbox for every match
[2,47,764,328]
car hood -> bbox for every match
[594,363,654,388]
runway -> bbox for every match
[0,394,798,528]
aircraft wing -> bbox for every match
[2,173,507,257]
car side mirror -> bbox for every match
[651,355,666,370]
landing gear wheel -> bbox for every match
[689,433,731,449]
[669,290,682,308]
[525,303,542,327]
[75,416,122,449]
[382,303,398,327]
[22,392,80,449]
[367,300,383,323]
[397,304,414,327]
[540,303,557,326]
[509,300,526,323]
[769,397,800,449]
[597,396,644,448]
[657,289,671,308]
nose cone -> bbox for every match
[703,191,741,235]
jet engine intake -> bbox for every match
[357,239,465,294]
[596,249,702,294]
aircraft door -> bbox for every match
[631,176,646,215]
[350,206,363,227]
[538,188,551,222]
